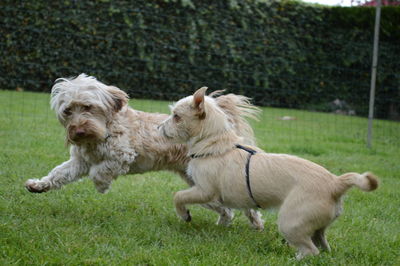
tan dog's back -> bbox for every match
[251,153,337,208]
[211,148,376,210]
[206,150,335,209]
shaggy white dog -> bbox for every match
[25,74,263,227]
[159,87,379,259]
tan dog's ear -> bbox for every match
[193,87,207,119]
[107,86,129,112]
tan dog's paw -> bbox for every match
[25,179,50,193]
[244,209,264,231]
[251,215,265,231]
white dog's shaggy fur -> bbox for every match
[159,87,379,259]
[24,74,264,227]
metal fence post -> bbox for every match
[367,0,382,148]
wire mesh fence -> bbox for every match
[1,89,399,157]
[1,1,399,153]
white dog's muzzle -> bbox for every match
[158,123,172,139]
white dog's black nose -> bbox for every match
[75,128,86,137]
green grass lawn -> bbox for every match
[1,90,399,265]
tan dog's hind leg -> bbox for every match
[277,190,335,259]
[312,228,331,252]
[279,219,320,260]
[174,186,214,222]
[293,239,320,260]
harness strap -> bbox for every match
[190,153,212,159]
[235,144,261,208]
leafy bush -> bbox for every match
[1,0,399,118]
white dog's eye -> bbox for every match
[83,105,92,112]
[173,114,181,122]
[63,108,72,116]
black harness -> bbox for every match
[190,144,261,209]
[235,144,261,208]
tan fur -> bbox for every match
[160,87,379,260]
[25,74,263,227]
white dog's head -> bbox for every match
[50,74,128,145]
[160,87,233,143]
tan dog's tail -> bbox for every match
[335,172,379,196]
[212,91,260,145]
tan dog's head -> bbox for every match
[160,87,232,143]
[50,74,128,145]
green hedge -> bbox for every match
[1,0,399,119]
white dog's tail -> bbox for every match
[212,91,260,145]
[335,172,379,196]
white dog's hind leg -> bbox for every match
[25,159,88,193]
[174,186,215,222]
[244,209,264,231]
[201,202,234,226]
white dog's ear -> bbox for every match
[107,86,129,112]
[193,87,207,119]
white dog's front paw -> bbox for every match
[94,183,111,194]
[25,179,50,193]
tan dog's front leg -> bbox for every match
[178,172,234,226]
[174,186,214,222]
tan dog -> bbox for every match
[24,74,264,227]
[159,87,379,259]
